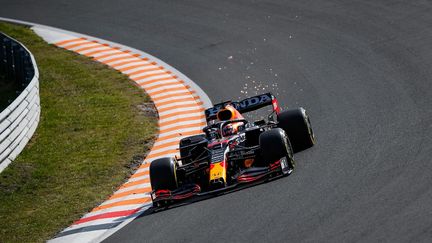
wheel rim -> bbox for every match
[301,107,316,145]
[280,156,293,175]
[306,115,316,144]
[280,157,288,174]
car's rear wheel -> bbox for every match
[259,128,294,173]
[149,157,178,191]
[277,107,315,153]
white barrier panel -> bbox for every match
[0,32,40,173]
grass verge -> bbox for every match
[0,22,157,243]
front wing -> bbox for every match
[150,160,289,208]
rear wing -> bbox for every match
[204,93,280,121]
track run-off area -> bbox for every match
[1,0,432,242]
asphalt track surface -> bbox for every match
[2,1,432,242]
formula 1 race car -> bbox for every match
[149,93,315,208]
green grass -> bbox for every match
[0,22,157,243]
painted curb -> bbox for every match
[0,17,212,243]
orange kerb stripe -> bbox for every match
[62,40,94,50]
[146,149,179,159]
[74,43,107,53]
[128,67,164,81]
[81,48,114,57]
[194,96,203,103]
[131,164,150,173]
[147,86,191,96]
[109,188,152,200]
[92,198,151,212]
[129,69,170,77]
[151,91,196,102]
[140,80,182,91]
[55,37,86,46]
[135,69,177,80]
[118,62,156,71]
[158,115,205,127]
[159,122,206,134]
[157,102,203,113]
[138,163,151,169]
[53,38,211,217]
[152,141,181,151]
[113,58,148,67]
[154,96,196,107]
[93,50,130,60]
[129,170,149,179]
[119,178,150,190]
[158,108,204,120]
[155,130,204,143]
[131,70,174,82]
[102,56,138,65]
[139,75,177,84]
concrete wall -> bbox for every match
[0,32,40,173]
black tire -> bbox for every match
[149,157,178,191]
[277,107,315,153]
[259,128,294,169]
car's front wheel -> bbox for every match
[149,157,178,191]
[259,128,295,173]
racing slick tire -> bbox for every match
[259,128,294,171]
[277,107,315,153]
[150,157,178,191]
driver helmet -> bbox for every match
[222,123,235,136]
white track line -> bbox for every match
[0,16,212,243]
